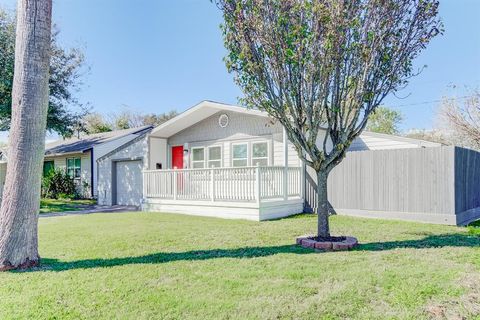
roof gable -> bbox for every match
[45,126,153,156]
[150,101,269,138]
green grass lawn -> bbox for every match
[0,212,479,319]
[39,198,97,214]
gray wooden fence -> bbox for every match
[305,146,480,225]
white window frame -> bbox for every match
[66,157,81,179]
[231,142,249,167]
[251,141,270,166]
[207,145,223,168]
[191,147,206,169]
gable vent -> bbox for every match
[218,114,229,128]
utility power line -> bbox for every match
[390,95,473,108]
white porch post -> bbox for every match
[210,168,215,202]
[255,165,261,205]
[173,170,178,200]
[283,126,289,200]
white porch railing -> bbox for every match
[143,166,302,203]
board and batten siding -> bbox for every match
[97,135,149,206]
[305,146,480,225]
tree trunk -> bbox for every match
[0,0,52,271]
[316,170,330,238]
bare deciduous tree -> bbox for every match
[0,0,52,271]
[438,91,480,150]
[216,0,442,238]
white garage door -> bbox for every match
[115,160,143,206]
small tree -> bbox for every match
[217,0,442,238]
[366,106,403,135]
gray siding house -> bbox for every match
[95,101,480,226]
[42,126,152,198]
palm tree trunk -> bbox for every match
[316,170,330,239]
[0,0,52,271]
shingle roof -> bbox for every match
[45,126,153,155]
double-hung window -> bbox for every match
[208,146,222,168]
[67,158,81,179]
[252,141,269,166]
[192,147,205,168]
[232,143,248,167]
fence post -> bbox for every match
[173,170,178,200]
[283,166,288,200]
[210,168,215,202]
[255,165,261,205]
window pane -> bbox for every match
[67,168,74,178]
[252,158,268,166]
[74,168,81,178]
[192,162,205,169]
[43,161,54,176]
[233,144,247,159]
[75,158,81,168]
[252,142,268,158]
[233,159,248,167]
[208,160,221,168]
[192,148,204,161]
[208,146,221,160]
[67,159,74,168]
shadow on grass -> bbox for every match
[36,245,312,272]
[356,233,480,251]
[26,233,479,272]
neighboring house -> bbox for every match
[44,126,152,198]
[96,101,480,225]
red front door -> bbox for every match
[171,146,184,169]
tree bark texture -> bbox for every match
[0,0,52,271]
[316,171,330,238]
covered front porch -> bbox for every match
[142,101,306,220]
[142,166,305,221]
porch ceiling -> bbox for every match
[150,100,269,138]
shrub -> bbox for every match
[42,169,77,199]
[468,220,480,236]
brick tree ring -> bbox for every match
[295,235,358,251]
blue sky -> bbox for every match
[1,0,479,135]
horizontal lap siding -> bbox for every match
[306,146,456,215]
[45,152,92,198]
[97,136,149,205]
[348,134,437,151]
[168,111,282,146]
[167,111,305,168]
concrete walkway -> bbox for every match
[40,205,139,217]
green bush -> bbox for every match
[467,220,480,236]
[42,169,77,199]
